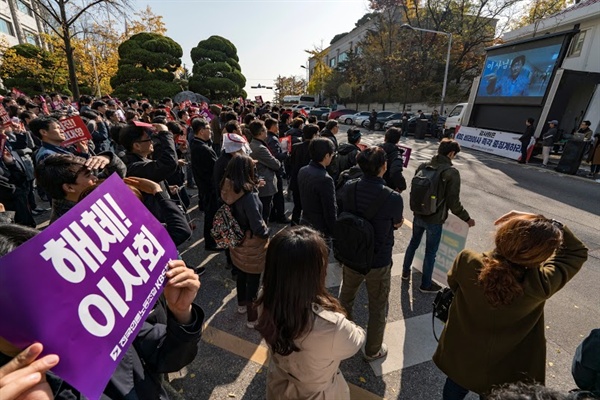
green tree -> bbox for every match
[0,43,68,94]
[24,0,132,100]
[273,75,306,105]
[111,32,183,100]
[189,35,246,102]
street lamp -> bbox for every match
[400,24,452,116]
[300,64,309,93]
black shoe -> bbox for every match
[419,282,442,293]
[401,271,410,281]
[195,266,206,276]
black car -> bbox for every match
[406,114,446,137]
[373,113,404,131]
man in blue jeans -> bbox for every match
[402,139,475,292]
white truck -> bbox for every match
[443,103,468,138]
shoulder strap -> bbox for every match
[364,186,393,220]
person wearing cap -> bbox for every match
[333,128,362,177]
[541,120,559,168]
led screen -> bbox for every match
[475,36,566,106]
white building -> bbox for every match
[0,0,45,48]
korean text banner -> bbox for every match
[0,174,178,400]
[59,115,93,147]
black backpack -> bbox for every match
[409,163,450,215]
[333,181,393,274]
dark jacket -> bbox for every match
[266,131,287,175]
[213,152,234,191]
[289,141,311,191]
[190,136,218,196]
[0,298,204,400]
[519,124,534,145]
[146,193,192,246]
[335,143,360,173]
[298,161,337,236]
[379,142,407,192]
[572,328,600,395]
[337,175,404,268]
[414,155,470,225]
[285,127,303,144]
[433,226,587,395]
[542,127,559,147]
[320,129,338,151]
[89,118,113,153]
[230,190,269,238]
[123,131,178,190]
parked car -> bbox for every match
[309,107,332,120]
[384,113,445,137]
[383,113,415,130]
[328,108,357,121]
[291,104,311,111]
[355,111,395,128]
[372,113,404,131]
[338,111,370,125]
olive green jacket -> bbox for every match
[433,226,588,394]
[415,154,470,224]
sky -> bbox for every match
[135,0,371,102]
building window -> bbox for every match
[329,57,336,67]
[0,17,15,36]
[338,52,349,63]
[24,30,38,45]
[17,0,33,16]
[567,31,586,58]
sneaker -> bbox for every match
[237,306,247,314]
[246,320,258,329]
[540,164,548,168]
[195,266,206,276]
[401,270,410,281]
[419,282,442,293]
[364,343,388,362]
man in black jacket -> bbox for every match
[190,118,220,251]
[265,117,290,223]
[297,138,337,238]
[518,117,535,164]
[289,124,319,225]
[338,146,404,362]
[378,127,407,192]
[320,119,339,151]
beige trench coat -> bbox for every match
[266,304,366,400]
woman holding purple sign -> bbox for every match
[0,223,204,400]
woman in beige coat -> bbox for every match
[256,226,365,400]
[433,211,588,399]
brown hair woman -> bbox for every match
[256,226,365,399]
[433,210,588,399]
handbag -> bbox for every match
[432,287,454,342]
[230,231,269,274]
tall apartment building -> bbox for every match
[0,0,45,48]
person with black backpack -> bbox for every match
[401,139,475,293]
[336,146,404,362]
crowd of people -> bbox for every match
[0,90,597,400]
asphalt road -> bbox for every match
[121,126,599,400]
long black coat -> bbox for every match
[297,161,337,236]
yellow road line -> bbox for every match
[202,325,384,400]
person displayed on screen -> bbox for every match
[486,55,530,96]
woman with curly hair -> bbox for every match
[256,226,365,399]
[433,210,588,399]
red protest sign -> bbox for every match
[59,116,93,147]
[0,105,11,128]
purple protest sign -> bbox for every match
[398,144,412,167]
[0,174,178,400]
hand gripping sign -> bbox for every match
[59,115,93,147]
[0,174,178,399]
